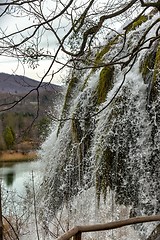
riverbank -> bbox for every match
[0,150,38,162]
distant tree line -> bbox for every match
[0,112,51,151]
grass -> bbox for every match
[0,150,37,162]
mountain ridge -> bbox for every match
[0,72,63,94]
[0,72,63,150]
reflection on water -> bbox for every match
[5,171,15,186]
[0,160,43,193]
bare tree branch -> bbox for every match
[0,0,159,123]
[61,0,139,57]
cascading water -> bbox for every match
[38,11,160,240]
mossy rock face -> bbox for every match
[96,148,115,204]
[71,117,83,143]
[154,43,160,77]
[71,113,94,160]
[62,76,79,115]
[150,42,160,102]
[140,41,160,105]
[82,35,118,90]
[140,51,156,82]
[81,70,94,91]
[94,85,144,207]
[125,15,148,32]
[97,66,114,105]
[71,117,83,162]
[57,76,79,136]
[94,36,118,68]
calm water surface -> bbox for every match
[0,160,43,194]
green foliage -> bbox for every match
[3,126,15,149]
[0,110,53,150]
[0,136,6,150]
[97,66,114,105]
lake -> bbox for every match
[0,160,43,194]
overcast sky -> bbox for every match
[0,0,69,85]
[0,55,65,85]
[0,0,135,85]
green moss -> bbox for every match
[140,51,156,81]
[64,77,79,107]
[94,37,118,68]
[140,42,160,103]
[126,15,148,32]
[95,45,111,65]
[153,43,160,82]
[150,42,160,101]
[71,117,83,162]
[139,42,160,103]
[97,66,114,105]
[81,36,118,90]
[96,148,115,205]
[57,76,79,136]
[71,114,92,162]
[71,117,82,143]
[81,70,93,91]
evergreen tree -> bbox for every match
[38,117,51,140]
[3,126,15,150]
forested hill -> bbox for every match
[0,72,62,94]
[0,73,63,151]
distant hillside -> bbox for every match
[0,72,62,94]
[0,72,64,113]
[0,73,64,151]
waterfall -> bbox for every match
[38,11,160,240]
